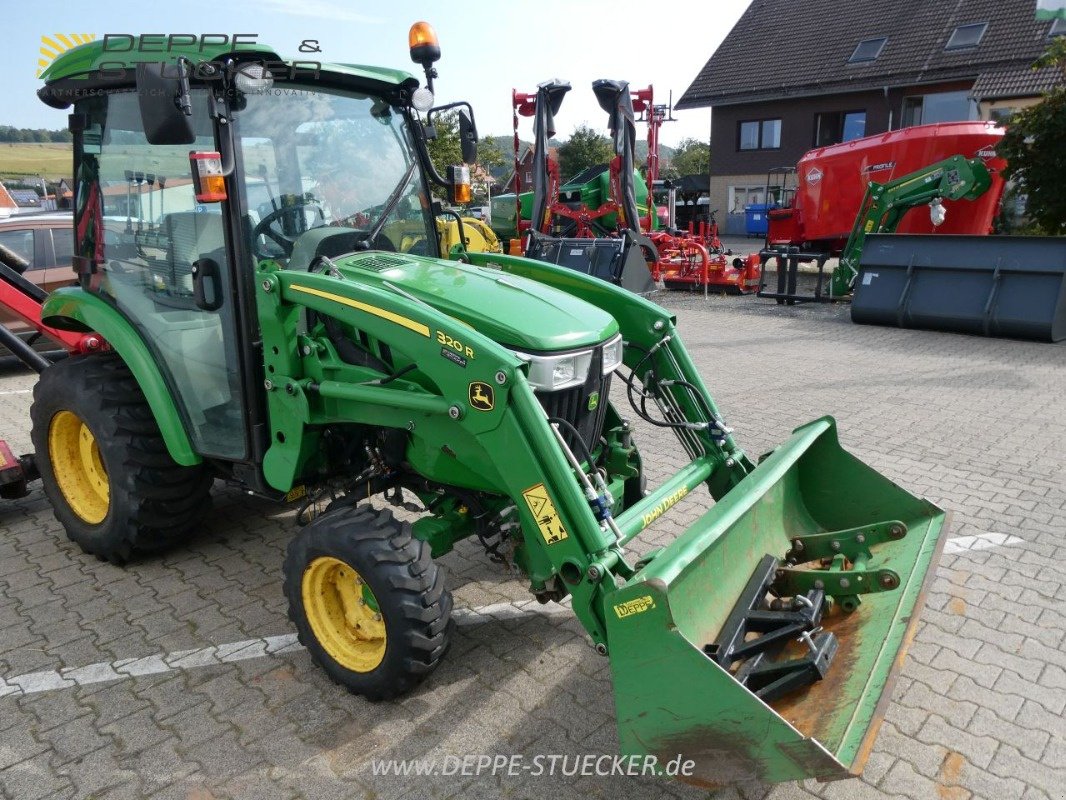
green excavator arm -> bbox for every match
[831,155,993,296]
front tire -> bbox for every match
[283,505,453,700]
[30,354,212,564]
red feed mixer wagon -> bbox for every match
[768,121,1008,252]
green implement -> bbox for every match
[606,417,945,785]
[831,154,993,296]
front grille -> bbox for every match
[539,372,612,455]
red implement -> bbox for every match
[770,121,1007,251]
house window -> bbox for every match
[902,91,976,127]
[989,107,1017,122]
[739,119,781,151]
[814,111,867,147]
[728,185,766,214]
[945,22,988,51]
[849,37,887,63]
[1050,18,1066,36]
[842,111,867,141]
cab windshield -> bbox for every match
[233,84,434,263]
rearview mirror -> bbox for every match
[457,107,477,164]
[428,101,478,164]
[136,62,195,146]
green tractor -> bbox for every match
[33,24,946,785]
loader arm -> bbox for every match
[831,155,993,296]
[467,249,947,786]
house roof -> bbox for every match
[8,189,42,208]
[0,183,16,211]
[678,0,1064,108]
[970,65,1064,99]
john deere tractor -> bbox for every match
[33,24,946,785]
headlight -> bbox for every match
[515,334,624,392]
[519,350,593,392]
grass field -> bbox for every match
[0,143,72,180]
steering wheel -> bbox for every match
[252,202,326,258]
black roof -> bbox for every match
[678,0,1063,108]
[970,65,1064,99]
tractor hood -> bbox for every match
[326,252,618,352]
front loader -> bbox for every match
[32,24,946,786]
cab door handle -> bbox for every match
[191,258,223,311]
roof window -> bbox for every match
[945,22,988,51]
[849,37,888,63]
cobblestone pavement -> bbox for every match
[0,294,1063,800]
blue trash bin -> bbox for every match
[744,203,773,237]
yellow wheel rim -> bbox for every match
[301,556,387,673]
[48,410,110,525]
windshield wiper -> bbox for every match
[358,161,416,249]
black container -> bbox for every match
[852,234,1066,342]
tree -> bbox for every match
[557,125,613,182]
[668,138,711,178]
[424,111,463,202]
[997,38,1066,235]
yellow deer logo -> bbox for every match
[468,382,494,411]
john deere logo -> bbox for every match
[468,381,494,411]
[587,391,600,412]
[38,34,97,76]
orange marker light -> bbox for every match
[448,165,471,205]
[409,21,441,66]
[189,151,227,203]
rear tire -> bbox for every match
[283,505,453,700]
[30,354,212,564]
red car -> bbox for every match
[0,212,76,343]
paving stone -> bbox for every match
[916,715,998,770]
[966,708,1049,762]
[988,745,1065,799]
[0,752,72,800]
[946,675,1024,722]
[993,668,1065,715]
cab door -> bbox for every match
[73,89,249,460]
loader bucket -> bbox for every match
[606,417,946,786]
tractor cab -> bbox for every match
[36,32,482,468]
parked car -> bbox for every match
[0,212,76,345]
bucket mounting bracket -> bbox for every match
[703,554,838,702]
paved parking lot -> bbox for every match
[0,294,1063,800]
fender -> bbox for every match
[40,287,200,466]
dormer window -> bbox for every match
[945,22,988,50]
[849,37,888,63]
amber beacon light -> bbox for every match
[408,22,441,67]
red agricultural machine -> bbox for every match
[768,121,1007,252]
[498,81,759,295]
[0,244,104,500]
[758,121,1008,303]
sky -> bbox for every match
[0,0,751,148]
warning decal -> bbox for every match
[521,483,569,545]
